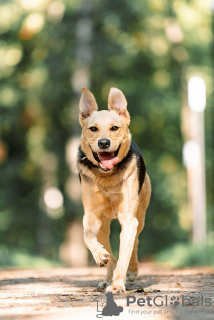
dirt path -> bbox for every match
[0,263,214,320]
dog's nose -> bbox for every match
[98,139,110,149]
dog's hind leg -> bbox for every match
[126,219,144,282]
[127,174,151,282]
[97,216,117,290]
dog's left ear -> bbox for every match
[79,87,98,127]
[108,88,130,126]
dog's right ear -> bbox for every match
[79,87,98,127]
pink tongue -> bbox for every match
[100,157,119,169]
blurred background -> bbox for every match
[0,0,214,269]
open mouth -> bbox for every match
[91,146,120,172]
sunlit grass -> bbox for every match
[0,246,62,269]
[155,243,214,268]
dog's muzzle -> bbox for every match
[91,145,121,172]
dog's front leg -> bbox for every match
[83,212,111,267]
[106,216,138,293]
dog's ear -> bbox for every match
[108,88,130,126]
[79,87,98,127]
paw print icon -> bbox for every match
[170,296,180,306]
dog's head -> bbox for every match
[79,87,131,173]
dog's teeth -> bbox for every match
[100,163,105,169]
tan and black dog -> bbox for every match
[77,87,151,293]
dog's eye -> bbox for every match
[110,126,119,131]
[89,126,98,132]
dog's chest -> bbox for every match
[101,189,123,219]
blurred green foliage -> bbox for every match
[0,245,61,268]
[0,0,213,267]
[155,243,214,268]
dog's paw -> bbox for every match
[93,248,111,267]
[126,270,138,282]
[106,281,126,294]
[98,281,111,291]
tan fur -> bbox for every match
[78,87,151,293]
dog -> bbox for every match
[77,87,151,293]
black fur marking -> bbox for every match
[132,142,146,194]
[116,141,146,194]
[77,145,99,170]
